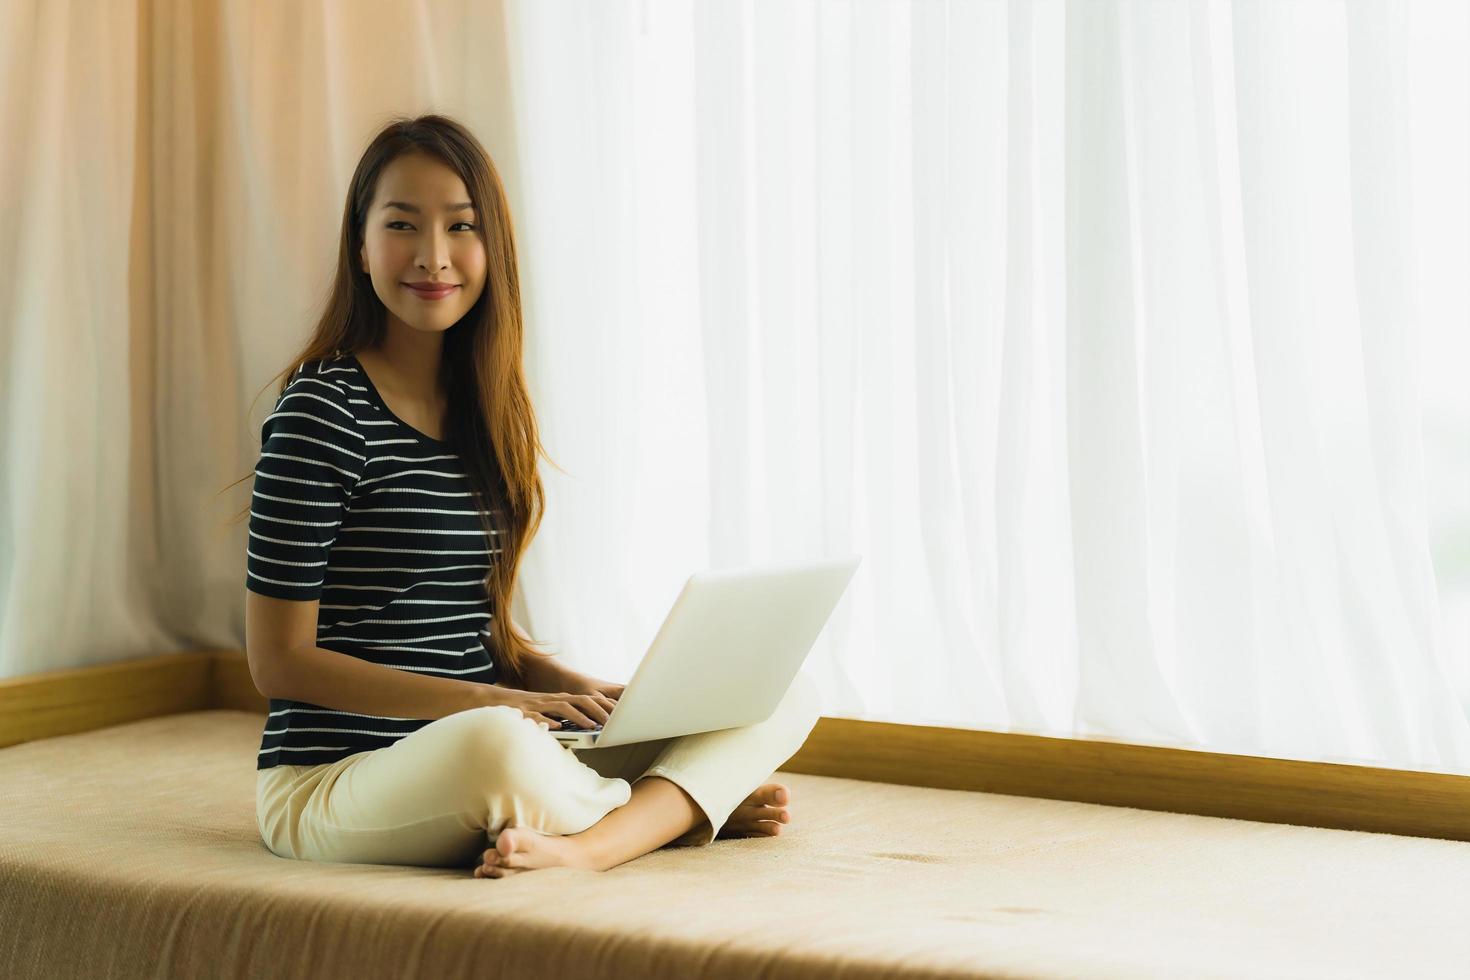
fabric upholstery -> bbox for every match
[2,710,1467,979]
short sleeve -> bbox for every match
[246,373,368,601]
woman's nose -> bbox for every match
[418,230,451,269]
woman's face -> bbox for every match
[359,152,488,335]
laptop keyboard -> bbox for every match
[548,717,603,733]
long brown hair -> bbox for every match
[223,113,558,683]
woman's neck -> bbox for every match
[359,328,445,405]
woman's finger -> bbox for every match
[579,695,611,723]
[561,701,598,727]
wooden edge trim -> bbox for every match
[0,650,217,749]
[782,716,1470,842]
[5,650,1469,842]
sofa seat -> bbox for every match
[2,709,1467,979]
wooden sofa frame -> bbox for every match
[4,649,1469,842]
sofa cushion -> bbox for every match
[1,709,1466,979]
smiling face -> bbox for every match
[358,151,489,335]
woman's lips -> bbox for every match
[404,283,458,300]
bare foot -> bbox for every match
[716,782,792,839]
[473,826,598,879]
[472,782,794,878]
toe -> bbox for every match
[496,831,520,863]
[749,783,789,807]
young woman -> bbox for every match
[237,114,820,878]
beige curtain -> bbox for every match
[0,0,527,675]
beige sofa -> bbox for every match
[2,651,1467,978]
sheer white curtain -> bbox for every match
[505,0,1470,773]
[1,0,1466,775]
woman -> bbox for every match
[235,114,819,879]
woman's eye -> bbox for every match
[386,221,476,231]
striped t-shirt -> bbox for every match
[246,352,502,770]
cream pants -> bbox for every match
[256,670,821,867]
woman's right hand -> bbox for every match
[495,687,618,730]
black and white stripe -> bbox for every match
[247,354,502,770]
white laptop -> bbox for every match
[545,555,862,749]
